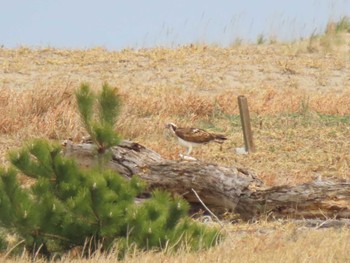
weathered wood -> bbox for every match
[63,140,350,221]
[63,140,262,213]
[237,95,255,153]
[236,180,350,220]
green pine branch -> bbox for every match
[75,83,94,134]
[98,83,120,126]
[75,83,121,155]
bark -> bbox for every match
[236,180,350,220]
[63,140,350,221]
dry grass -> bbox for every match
[0,32,349,262]
[107,224,350,263]
[2,223,349,263]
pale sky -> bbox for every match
[1,0,349,50]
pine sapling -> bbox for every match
[75,83,121,157]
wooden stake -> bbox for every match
[237,95,255,153]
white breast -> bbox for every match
[177,137,202,148]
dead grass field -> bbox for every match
[2,222,350,263]
[0,32,349,262]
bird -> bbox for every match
[165,122,227,158]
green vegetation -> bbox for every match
[256,34,266,45]
[334,16,350,33]
[76,83,121,157]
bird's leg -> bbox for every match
[179,146,196,161]
[179,148,186,159]
[186,145,193,156]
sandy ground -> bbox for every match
[0,42,349,95]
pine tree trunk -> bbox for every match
[63,140,350,221]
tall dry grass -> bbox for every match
[1,223,349,263]
[0,83,349,184]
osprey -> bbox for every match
[165,123,227,157]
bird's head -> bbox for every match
[165,123,177,133]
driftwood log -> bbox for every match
[63,140,350,221]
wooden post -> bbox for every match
[237,95,255,153]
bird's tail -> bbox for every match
[213,134,227,143]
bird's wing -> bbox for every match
[175,127,215,143]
